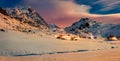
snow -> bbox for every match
[0,31,112,56]
[4,7,49,29]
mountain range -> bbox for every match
[0,7,120,38]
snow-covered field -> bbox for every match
[1,48,120,61]
[0,31,118,56]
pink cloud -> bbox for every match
[23,0,120,28]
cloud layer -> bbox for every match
[23,0,92,27]
[75,0,120,14]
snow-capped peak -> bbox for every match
[4,7,49,29]
[65,18,117,38]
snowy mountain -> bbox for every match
[4,7,49,29]
[0,7,43,31]
[65,18,120,38]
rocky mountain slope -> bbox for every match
[65,18,120,38]
[4,7,49,29]
[0,11,36,31]
[0,7,49,32]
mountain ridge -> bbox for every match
[65,18,120,38]
[0,7,49,32]
[4,7,49,29]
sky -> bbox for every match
[0,0,120,28]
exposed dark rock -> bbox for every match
[0,29,6,32]
[111,46,117,49]
[0,7,8,16]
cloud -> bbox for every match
[22,0,91,27]
[23,0,91,14]
[74,0,120,14]
[94,0,120,11]
[12,0,120,28]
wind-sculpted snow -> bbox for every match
[0,31,113,56]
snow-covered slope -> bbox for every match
[103,24,120,37]
[0,11,37,31]
[65,18,120,38]
[4,7,49,29]
[0,31,113,56]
